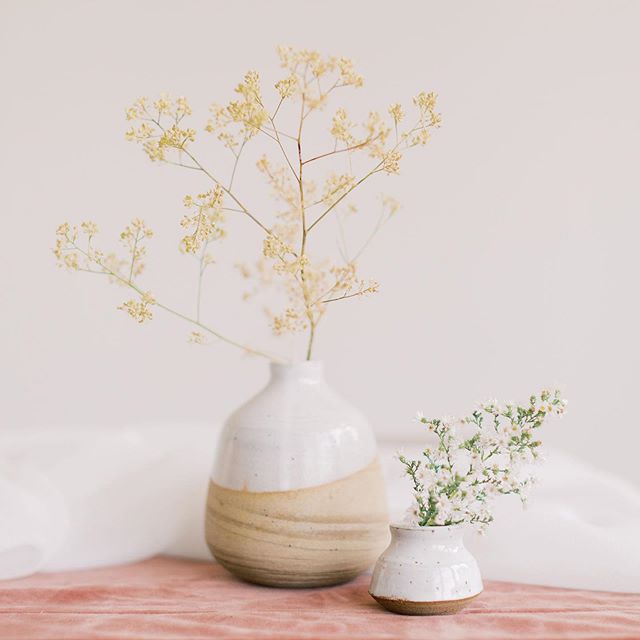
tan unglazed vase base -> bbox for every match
[370,592,481,615]
[205,459,390,588]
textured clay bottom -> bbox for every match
[370,592,482,615]
[205,460,390,588]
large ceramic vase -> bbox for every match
[205,361,389,587]
[369,524,483,615]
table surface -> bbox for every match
[0,556,639,640]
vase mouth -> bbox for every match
[390,522,465,533]
[269,360,324,382]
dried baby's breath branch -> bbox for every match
[59,48,442,361]
[180,146,273,238]
[129,103,273,238]
[311,261,379,306]
[307,112,437,233]
[195,137,248,321]
[55,224,280,361]
[120,219,152,284]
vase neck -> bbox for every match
[269,361,325,384]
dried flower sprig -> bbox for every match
[56,46,442,361]
[53,222,277,359]
[399,390,567,531]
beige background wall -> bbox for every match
[2,0,639,486]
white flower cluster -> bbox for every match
[400,389,567,531]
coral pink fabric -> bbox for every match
[0,556,638,639]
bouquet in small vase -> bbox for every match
[369,389,567,615]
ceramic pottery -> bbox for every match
[205,361,389,588]
[369,524,483,615]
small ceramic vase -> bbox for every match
[205,361,389,588]
[369,523,483,615]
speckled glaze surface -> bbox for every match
[369,524,483,615]
[206,361,389,587]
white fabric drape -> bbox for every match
[1,426,638,591]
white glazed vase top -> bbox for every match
[369,524,483,606]
[206,361,389,587]
[211,361,377,491]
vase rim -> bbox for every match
[389,522,465,532]
[269,360,325,381]
[270,359,323,368]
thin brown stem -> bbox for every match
[128,229,141,283]
[305,322,316,360]
[322,289,372,304]
[263,125,297,141]
[308,165,382,232]
[229,138,247,191]
[302,134,381,166]
[257,97,298,181]
[295,82,317,361]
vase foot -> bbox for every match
[216,558,361,589]
[370,591,481,615]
